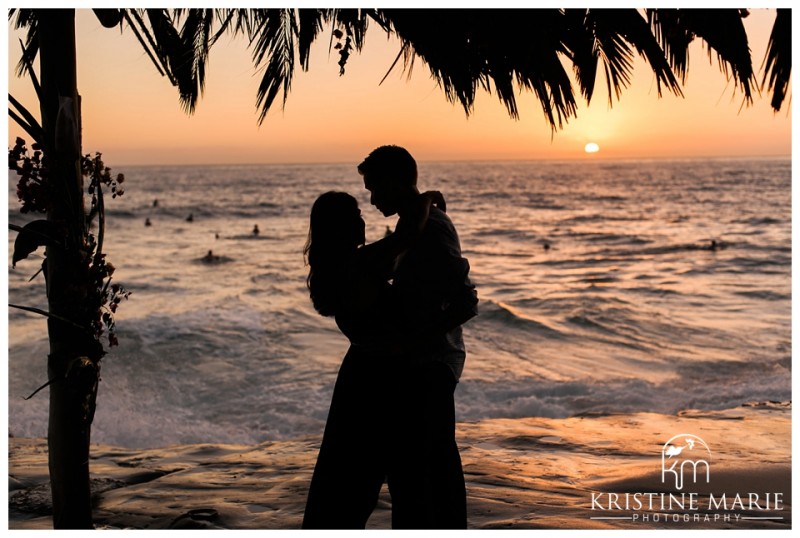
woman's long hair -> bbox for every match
[303,191,364,316]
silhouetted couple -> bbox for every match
[302,145,478,529]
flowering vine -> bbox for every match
[8,138,131,348]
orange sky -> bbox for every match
[5,8,792,166]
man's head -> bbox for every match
[358,145,418,216]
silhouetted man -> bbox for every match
[359,145,478,528]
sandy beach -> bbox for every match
[8,403,790,530]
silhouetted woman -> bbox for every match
[302,190,442,529]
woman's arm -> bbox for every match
[357,191,444,275]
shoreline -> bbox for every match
[8,405,791,530]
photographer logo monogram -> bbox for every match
[661,434,710,490]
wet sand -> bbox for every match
[8,404,790,530]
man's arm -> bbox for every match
[421,256,478,338]
[404,210,478,342]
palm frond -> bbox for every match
[10,9,40,77]
[504,10,577,128]
[646,9,692,84]
[141,8,215,113]
[649,8,754,103]
[761,8,791,111]
[146,10,188,102]
[515,45,578,130]
[591,9,682,104]
[249,9,298,123]
[371,9,579,129]
[17,39,42,100]
[180,9,214,109]
[562,10,599,104]
[690,9,754,102]
[297,9,326,70]
[122,9,169,78]
[590,12,637,105]
[371,10,481,117]
[92,8,122,29]
[209,9,247,46]
[9,93,45,145]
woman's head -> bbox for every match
[304,191,366,316]
[307,191,366,250]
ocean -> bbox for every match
[6,157,792,449]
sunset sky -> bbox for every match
[5,7,792,166]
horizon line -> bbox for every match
[112,153,792,169]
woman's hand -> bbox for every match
[397,190,446,237]
[369,190,447,264]
[421,190,446,213]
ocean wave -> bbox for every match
[467,247,537,258]
[104,208,140,219]
[456,358,791,422]
[562,313,648,353]
[575,240,734,261]
[472,228,538,240]
[567,232,652,245]
[477,300,564,338]
[723,254,792,267]
[732,216,785,226]
[105,203,286,223]
[566,314,614,333]
[552,301,671,354]
[556,214,642,225]
[625,286,681,297]
[733,289,790,301]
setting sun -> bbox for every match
[585,142,600,153]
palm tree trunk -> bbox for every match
[38,9,100,529]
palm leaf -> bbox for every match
[9,9,39,77]
[688,9,754,102]
[649,9,754,103]
[371,9,578,128]
[17,38,42,100]
[646,9,692,84]
[210,9,247,46]
[297,9,325,70]
[371,10,482,116]
[590,11,637,105]
[145,9,184,86]
[761,8,791,111]
[122,9,170,78]
[142,8,215,113]
[562,9,600,104]
[249,9,298,123]
[9,93,44,145]
[595,9,682,103]
[179,9,214,111]
[92,8,122,29]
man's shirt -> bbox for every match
[392,206,478,381]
